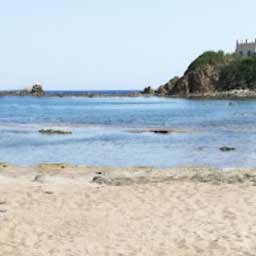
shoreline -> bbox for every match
[0,90,144,98]
[1,163,256,186]
[2,91,256,99]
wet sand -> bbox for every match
[0,164,256,256]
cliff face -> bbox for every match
[169,64,220,96]
[152,51,256,97]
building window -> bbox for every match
[248,51,251,57]
[240,51,243,56]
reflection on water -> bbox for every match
[0,96,256,168]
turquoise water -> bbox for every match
[1,96,256,168]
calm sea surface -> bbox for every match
[1,94,256,168]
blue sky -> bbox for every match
[0,0,255,90]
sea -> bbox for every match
[1,90,256,168]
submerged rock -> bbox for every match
[152,130,174,134]
[219,146,236,152]
[39,129,72,135]
[127,129,185,135]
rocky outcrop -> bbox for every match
[143,86,155,95]
[219,146,236,152]
[157,77,179,95]
[30,84,44,96]
[146,51,256,97]
[0,84,45,97]
[39,129,72,135]
[170,64,220,96]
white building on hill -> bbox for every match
[236,39,256,57]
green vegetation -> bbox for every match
[149,50,256,96]
[143,86,155,94]
[185,50,256,91]
[220,57,256,90]
[31,84,44,95]
[186,51,227,72]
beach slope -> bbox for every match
[0,164,256,256]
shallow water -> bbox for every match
[1,96,256,168]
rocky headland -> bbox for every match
[145,51,256,98]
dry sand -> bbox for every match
[0,163,256,256]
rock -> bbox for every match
[39,129,72,135]
[32,175,45,183]
[219,146,236,152]
[191,172,248,185]
[109,177,134,186]
[243,173,256,183]
[30,84,44,96]
[157,85,168,95]
[0,163,7,168]
[91,176,110,185]
[150,129,185,134]
[127,129,185,134]
[44,191,54,195]
[191,173,223,185]
[143,86,155,95]
[22,84,45,96]
[151,130,173,134]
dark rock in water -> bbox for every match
[39,129,72,135]
[127,129,185,135]
[150,129,186,135]
[152,130,172,134]
[110,177,135,186]
[219,146,236,152]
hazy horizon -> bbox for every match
[0,0,255,90]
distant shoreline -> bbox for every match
[2,89,256,99]
[0,89,143,98]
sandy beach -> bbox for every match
[0,164,256,256]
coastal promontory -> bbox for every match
[146,51,256,98]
